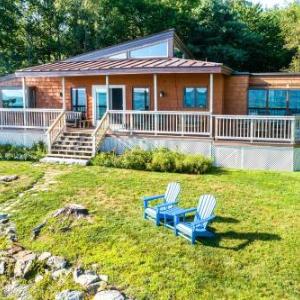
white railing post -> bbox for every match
[250,118,254,143]
[291,118,295,144]
[181,114,184,136]
[130,112,133,135]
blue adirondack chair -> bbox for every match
[174,194,216,244]
[143,182,180,226]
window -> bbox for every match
[130,42,168,58]
[289,90,300,115]
[108,52,127,59]
[0,89,23,108]
[248,89,300,115]
[132,88,149,110]
[71,88,87,116]
[183,87,207,108]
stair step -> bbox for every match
[40,156,89,165]
[63,133,93,138]
[54,140,93,146]
[52,145,93,151]
[47,153,92,159]
[51,149,93,155]
[59,136,93,141]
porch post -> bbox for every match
[209,73,214,138]
[106,75,110,111]
[22,77,27,127]
[61,77,66,110]
[153,74,158,134]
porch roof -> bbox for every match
[15,58,232,77]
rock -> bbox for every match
[32,222,46,239]
[46,255,67,270]
[8,244,24,255]
[94,290,125,300]
[75,273,100,287]
[99,274,108,282]
[3,280,32,300]
[14,253,36,278]
[13,250,33,260]
[55,290,84,300]
[0,175,19,182]
[73,267,84,281]
[0,260,6,275]
[35,274,44,283]
[0,213,9,224]
[97,281,108,291]
[38,251,52,262]
[52,268,71,280]
[86,281,101,295]
[53,204,89,218]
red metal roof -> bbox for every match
[16,58,231,77]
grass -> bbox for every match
[0,161,299,299]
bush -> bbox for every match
[120,147,152,170]
[91,147,213,175]
[91,152,118,167]
[0,142,46,161]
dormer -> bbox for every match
[67,29,193,61]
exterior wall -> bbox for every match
[249,75,300,88]
[100,135,298,171]
[0,77,21,88]
[26,77,63,108]
[21,73,225,118]
[224,75,249,115]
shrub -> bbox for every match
[149,148,178,172]
[120,147,152,170]
[181,154,213,174]
[0,142,46,161]
[91,152,118,167]
[91,147,213,175]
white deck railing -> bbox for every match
[215,115,300,143]
[46,111,66,152]
[0,108,62,129]
[92,112,109,155]
[107,110,211,136]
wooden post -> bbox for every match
[154,74,158,135]
[106,75,110,111]
[62,77,66,110]
[209,74,214,138]
[22,77,27,128]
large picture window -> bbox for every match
[132,88,150,110]
[183,87,207,108]
[248,89,300,115]
[130,42,168,58]
[0,89,23,108]
[71,88,87,117]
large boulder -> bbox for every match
[55,290,84,300]
[14,252,36,278]
[38,251,52,262]
[94,290,125,300]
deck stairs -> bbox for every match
[41,130,95,165]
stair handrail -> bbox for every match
[47,111,66,152]
[92,112,109,156]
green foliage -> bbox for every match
[0,142,46,161]
[0,0,299,74]
[0,162,299,298]
[91,147,213,174]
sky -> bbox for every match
[251,0,294,8]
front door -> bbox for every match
[92,85,125,125]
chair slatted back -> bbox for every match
[194,195,216,227]
[165,182,180,203]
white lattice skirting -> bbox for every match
[100,135,300,172]
[0,129,47,147]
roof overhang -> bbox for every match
[15,66,231,77]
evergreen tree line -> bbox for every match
[0,0,299,75]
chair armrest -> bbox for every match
[156,201,178,212]
[193,215,215,229]
[142,194,165,208]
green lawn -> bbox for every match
[0,161,299,299]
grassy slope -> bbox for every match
[0,162,299,299]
